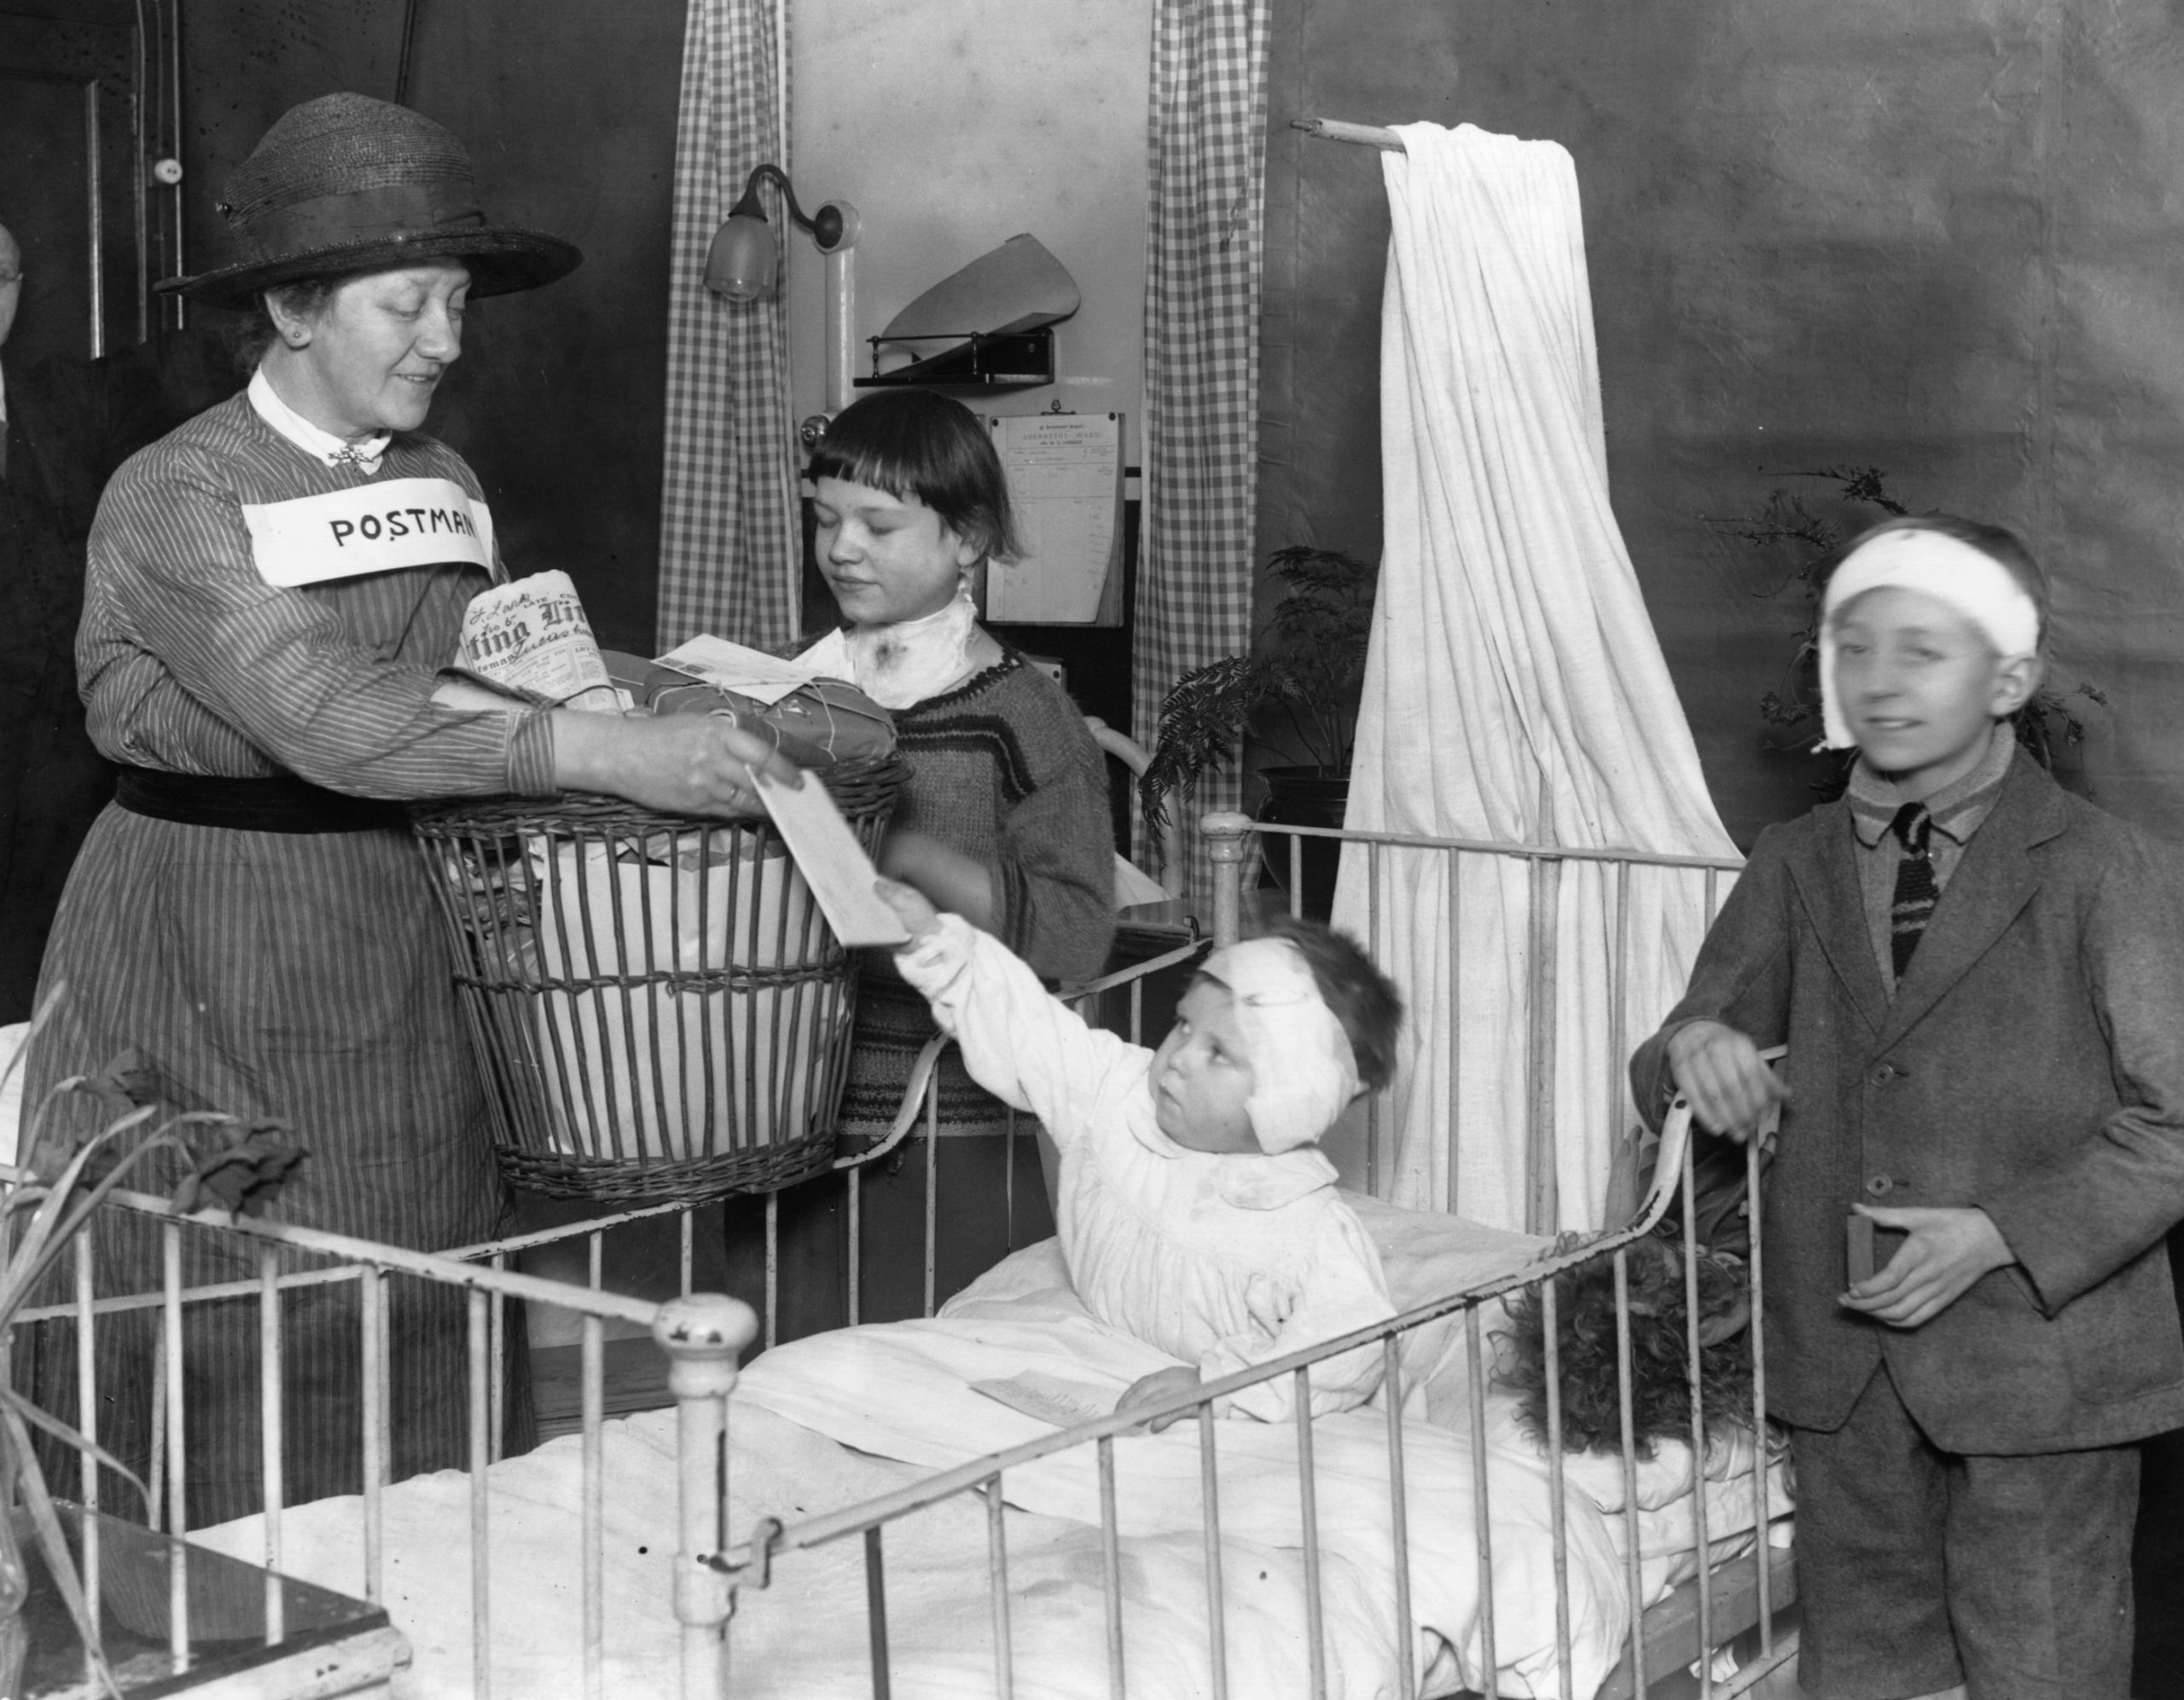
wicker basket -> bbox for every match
[411,755,909,1204]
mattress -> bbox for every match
[190,1204,1786,1698]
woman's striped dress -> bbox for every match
[25,389,554,1528]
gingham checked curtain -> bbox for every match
[656,0,799,652]
[1134,0,1271,899]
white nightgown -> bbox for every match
[898,915,1398,1421]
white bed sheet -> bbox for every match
[191,1206,1785,1699]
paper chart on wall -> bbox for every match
[984,411,1124,624]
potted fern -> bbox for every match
[0,1006,304,1694]
[1139,545,1376,914]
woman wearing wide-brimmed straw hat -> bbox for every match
[20,92,786,1525]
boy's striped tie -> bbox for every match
[1890,802,1938,978]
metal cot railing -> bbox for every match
[708,1084,1786,1700]
[8,1182,754,1699]
[1228,808,1747,1230]
[11,810,1780,1700]
[0,931,1200,1698]
[687,812,1780,1698]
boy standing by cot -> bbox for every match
[1631,516,2184,1700]
[876,879,1404,1426]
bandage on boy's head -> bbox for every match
[1816,513,2049,751]
[1255,914,1403,1094]
[804,390,1025,566]
[1195,918,1403,1155]
[1199,939,1356,1156]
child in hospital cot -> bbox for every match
[1630,515,2184,1700]
[877,878,1404,1427]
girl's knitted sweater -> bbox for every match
[834,647,1115,1140]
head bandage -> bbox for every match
[1201,937,1360,1155]
[1817,529,2042,751]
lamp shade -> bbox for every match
[705,211,778,302]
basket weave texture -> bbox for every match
[411,755,908,1204]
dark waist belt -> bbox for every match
[115,765,410,835]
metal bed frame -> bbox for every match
[15,810,1780,1700]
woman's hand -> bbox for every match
[1665,1019,1786,1142]
[1116,1366,1203,1433]
[550,711,799,817]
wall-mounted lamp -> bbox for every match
[704,163,861,416]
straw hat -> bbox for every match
[160,93,582,308]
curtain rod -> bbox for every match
[1290,117,1406,153]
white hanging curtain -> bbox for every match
[1332,123,1740,1233]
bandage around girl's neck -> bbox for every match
[1817,529,2042,751]
[1202,937,1360,1155]
[843,580,979,710]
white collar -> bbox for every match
[1127,1096,1339,1209]
[795,583,981,711]
[248,367,391,474]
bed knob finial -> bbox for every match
[1201,811,1254,855]
[653,1292,758,1401]
[1201,812,1255,946]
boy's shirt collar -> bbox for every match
[1846,721,2017,850]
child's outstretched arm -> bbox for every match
[877,877,948,941]
[877,879,1144,1145]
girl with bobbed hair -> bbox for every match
[756,389,1115,1328]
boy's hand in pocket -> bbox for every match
[1840,1204,2014,1328]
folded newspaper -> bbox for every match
[444,579,895,775]
[454,570,622,712]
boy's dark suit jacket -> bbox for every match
[1632,753,2184,1454]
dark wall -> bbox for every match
[177,0,682,652]
[1263,0,2184,847]
[0,1,149,365]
